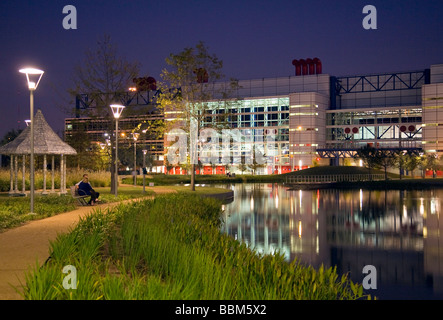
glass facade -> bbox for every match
[326,108,423,147]
[179,97,292,172]
[203,97,289,130]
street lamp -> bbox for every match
[19,67,44,214]
[132,132,140,186]
[142,149,147,193]
[110,104,125,197]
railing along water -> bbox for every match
[285,174,385,184]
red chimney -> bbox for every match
[306,58,315,75]
[292,59,301,76]
[313,58,322,74]
[299,59,308,75]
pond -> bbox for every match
[219,183,443,300]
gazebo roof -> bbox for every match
[0,109,77,155]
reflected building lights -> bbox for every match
[298,220,302,238]
[221,184,443,299]
[299,190,302,211]
[431,198,438,215]
[316,235,319,254]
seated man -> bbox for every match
[76,174,100,205]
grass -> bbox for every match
[123,173,283,186]
[22,194,372,300]
[166,185,233,195]
[122,167,401,186]
[0,195,77,231]
[282,166,399,178]
[0,186,155,232]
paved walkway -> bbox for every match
[0,186,176,300]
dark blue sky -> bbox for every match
[0,0,442,138]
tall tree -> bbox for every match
[377,150,396,180]
[422,153,440,178]
[65,121,93,169]
[405,152,420,178]
[158,41,237,191]
[356,145,381,180]
[0,129,22,167]
[69,34,140,193]
[394,151,407,179]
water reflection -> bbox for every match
[220,183,443,299]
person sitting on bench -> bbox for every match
[76,174,100,205]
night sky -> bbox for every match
[1,0,442,139]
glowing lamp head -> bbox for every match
[110,104,125,119]
[19,68,44,90]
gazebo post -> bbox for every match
[63,155,67,193]
[14,155,18,193]
[60,154,66,194]
[51,155,55,193]
[9,155,14,195]
[42,154,47,195]
[22,155,26,194]
[64,156,67,193]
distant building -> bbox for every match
[65,63,443,175]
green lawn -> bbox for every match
[282,166,399,178]
[166,185,233,195]
[0,186,155,232]
[123,166,403,186]
[123,173,282,186]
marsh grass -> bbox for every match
[22,194,371,300]
[0,169,111,192]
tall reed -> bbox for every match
[0,168,111,192]
[22,194,371,300]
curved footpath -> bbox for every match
[0,186,176,300]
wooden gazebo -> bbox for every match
[0,109,77,195]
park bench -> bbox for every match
[70,186,89,206]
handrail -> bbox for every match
[285,174,385,184]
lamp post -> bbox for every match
[110,104,125,197]
[19,68,44,214]
[132,132,140,186]
[142,149,147,194]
